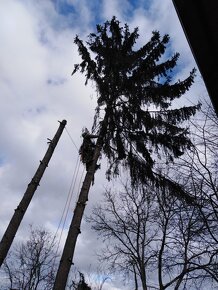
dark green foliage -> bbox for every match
[73,17,200,201]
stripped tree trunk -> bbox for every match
[0,120,67,268]
[53,112,108,290]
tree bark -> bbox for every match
[53,112,108,290]
[0,120,67,268]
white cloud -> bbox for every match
[102,0,132,21]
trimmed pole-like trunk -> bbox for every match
[0,120,67,267]
[53,112,108,290]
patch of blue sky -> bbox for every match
[53,0,103,29]
[54,0,76,16]
[129,0,152,10]
[52,0,154,31]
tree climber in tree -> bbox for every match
[79,128,100,172]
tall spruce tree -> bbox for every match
[53,17,200,289]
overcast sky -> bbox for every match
[0,0,209,289]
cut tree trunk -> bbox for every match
[0,120,67,268]
[53,112,108,290]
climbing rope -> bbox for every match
[51,125,84,269]
[64,126,79,152]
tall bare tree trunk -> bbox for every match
[0,120,67,268]
[53,112,108,290]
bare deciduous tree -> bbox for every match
[175,101,218,245]
[88,182,218,290]
[2,226,58,290]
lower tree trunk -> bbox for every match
[133,264,138,290]
[140,266,147,290]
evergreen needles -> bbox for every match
[73,16,200,201]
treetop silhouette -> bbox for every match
[72,16,200,199]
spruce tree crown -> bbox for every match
[73,17,200,201]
